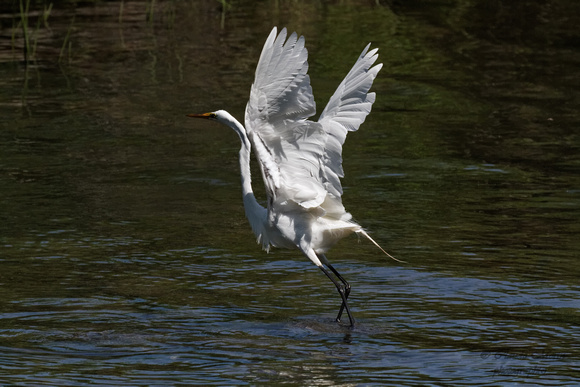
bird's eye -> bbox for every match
[209,113,217,119]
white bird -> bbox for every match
[188,27,398,327]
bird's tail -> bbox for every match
[358,229,406,263]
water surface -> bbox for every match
[1,0,579,385]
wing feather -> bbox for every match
[318,44,382,198]
[245,27,381,216]
[245,27,326,210]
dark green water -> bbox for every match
[1,0,579,385]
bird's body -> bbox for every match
[188,27,396,327]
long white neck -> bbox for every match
[237,126,254,198]
[217,111,268,246]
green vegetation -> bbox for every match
[58,13,74,63]
[12,0,53,64]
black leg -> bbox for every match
[327,263,351,322]
[319,266,355,327]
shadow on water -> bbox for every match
[1,0,579,385]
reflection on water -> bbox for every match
[1,0,579,385]
[2,246,578,384]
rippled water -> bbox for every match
[1,0,579,385]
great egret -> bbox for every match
[188,27,398,327]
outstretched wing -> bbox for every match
[245,27,328,210]
[318,45,383,198]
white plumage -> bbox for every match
[188,27,397,327]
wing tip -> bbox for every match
[372,62,384,74]
[361,43,371,57]
[268,26,278,40]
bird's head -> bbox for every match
[186,111,218,121]
[186,109,235,124]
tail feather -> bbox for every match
[358,229,406,263]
